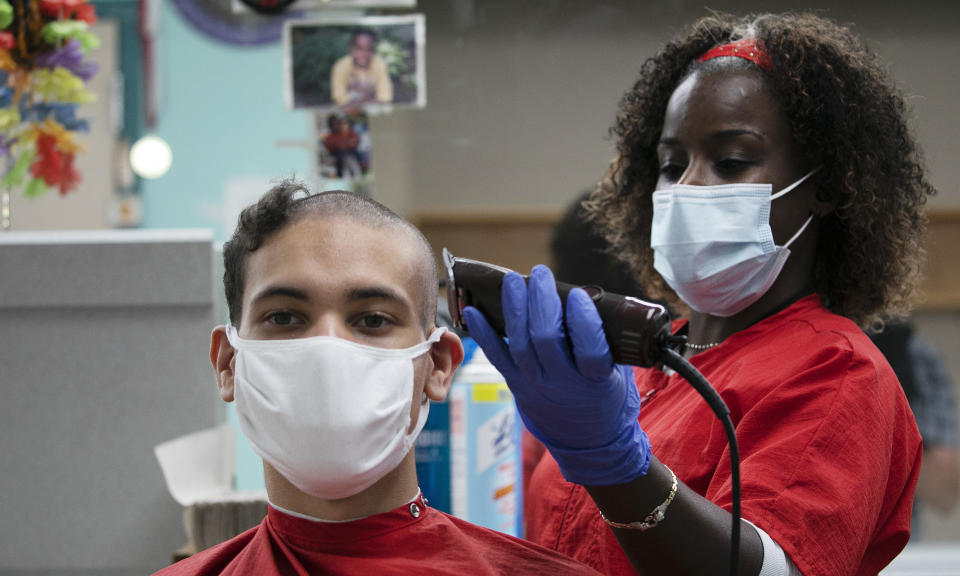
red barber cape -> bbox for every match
[526,295,921,576]
[155,494,601,575]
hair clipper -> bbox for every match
[442,248,672,367]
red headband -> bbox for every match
[698,38,772,72]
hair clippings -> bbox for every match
[698,38,772,72]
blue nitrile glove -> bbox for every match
[462,265,651,486]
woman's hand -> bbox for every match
[463,265,650,486]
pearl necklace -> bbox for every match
[684,340,721,351]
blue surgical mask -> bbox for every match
[650,167,820,317]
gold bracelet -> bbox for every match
[599,465,678,531]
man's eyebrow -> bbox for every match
[250,286,310,305]
[347,286,408,304]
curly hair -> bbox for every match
[222,179,438,330]
[585,12,934,328]
[551,190,646,297]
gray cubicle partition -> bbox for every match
[0,230,220,575]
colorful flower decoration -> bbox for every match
[0,0,98,197]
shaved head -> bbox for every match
[222,180,438,332]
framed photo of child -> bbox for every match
[313,108,374,196]
[284,14,426,112]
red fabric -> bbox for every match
[698,38,773,71]
[38,0,95,21]
[57,153,80,195]
[31,134,63,186]
[525,295,921,576]
[75,3,97,24]
[522,428,547,538]
[322,130,359,153]
[155,494,601,576]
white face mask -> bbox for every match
[226,326,446,500]
[650,168,820,317]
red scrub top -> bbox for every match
[154,493,602,576]
[525,295,921,576]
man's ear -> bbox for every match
[210,326,236,403]
[424,329,464,403]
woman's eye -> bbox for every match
[715,158,751,175]
[659,163,685,181]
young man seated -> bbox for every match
[155,181,600,575]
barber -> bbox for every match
[466,12,928,576]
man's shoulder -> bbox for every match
[331,55,352,73]
[370,55,389,71]
[427,508,525,544]
[429,510,602,574]
[151,524,261,576]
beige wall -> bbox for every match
[371,0,960,217]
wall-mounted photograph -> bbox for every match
[313,108,374,196]
[284,14,425,111]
